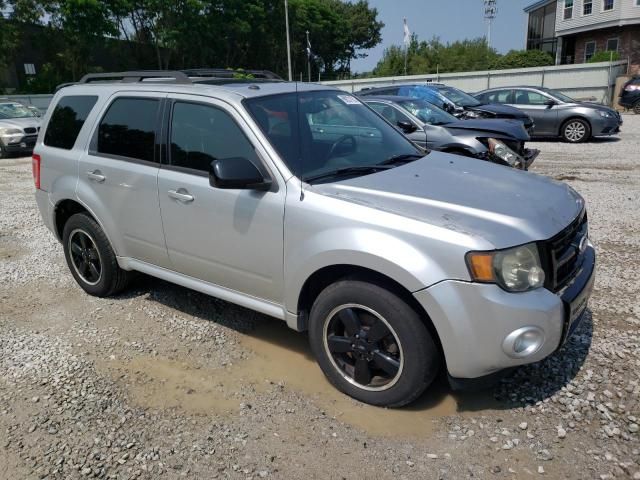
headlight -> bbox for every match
[465,110,481,119]
[466,243,545,292]
[487,138,523,168]
[0,127,23,144]
[598,110,612,118]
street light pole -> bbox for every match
[306,30,311,82]
[285,0,292,81]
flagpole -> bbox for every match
[285,0,292,81]
[306,30,311,82]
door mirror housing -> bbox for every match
[209,157,271,191]
[544,98,558,108]
[397,120,418,133]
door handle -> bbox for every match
[87,170,105,183]
[168,189,194,203]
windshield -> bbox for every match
[398,99,457,125]
[245,90,423,182]
[0,102,38,119]
[541,88,576,103]
[436,86,481,107]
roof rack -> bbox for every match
[78,71,192,85]
[181,68,283,80]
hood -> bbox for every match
[312,153,583,249]
[443,118,529,141]
[574,101,617,114]
[468,103,530,119]
[0,117,41,130]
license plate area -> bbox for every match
[563,268,595,342]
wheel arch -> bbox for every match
[294,264,444,356]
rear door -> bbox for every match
[509,89,558,136]
[157,94,285,303]
[77,92,170,267]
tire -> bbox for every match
[62,213,133,297]
[308,280,440,407]
[633,100,640,115]
[0,144,5,159]
[561,118,591,143]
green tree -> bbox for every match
[489,49,554,70]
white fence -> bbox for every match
[322,60,629,105]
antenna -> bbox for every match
[484,0,497,50]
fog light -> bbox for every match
[502,326,544,359]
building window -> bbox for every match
[564,0,574,19]
[583,0,593,14]
[606,38,619,52]
[603,0,614,11]
[584,41,596,61]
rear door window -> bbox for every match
[96,97,159,163]
[44,95,98,149]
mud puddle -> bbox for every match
[104,317,501,437]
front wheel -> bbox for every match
[561,118,591,143]
[633,100,640,115]
[308,280,440,407]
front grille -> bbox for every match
[544,210,588,292]
[24,127,37,134]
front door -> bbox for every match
[77,92,170,268]
[509,89,558,136]
[157,95,285,303]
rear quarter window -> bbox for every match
[44,95,98,149]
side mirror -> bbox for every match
[209,157,271,191]
[397,120,418,133]
[544,98,557,108]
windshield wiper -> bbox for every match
[380,153,424,165]
[304,165,392,183]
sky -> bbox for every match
[351,0,535,73]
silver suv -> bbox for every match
[33,71,595,407]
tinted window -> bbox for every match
[513,90,549,105]
[97,98,158,162]
[170,102,258,172]
[486,90,512,104]
[368,102,412,125]
[44,96,98,150]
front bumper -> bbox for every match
[591,115,622,136]
[1,135,37,155]
[413,245,595,379]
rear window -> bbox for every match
[44,96,98,149]
[97,97,159,163]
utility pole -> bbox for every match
[284,0,292,81]
[484,0,497,50]
[306,30,311,82]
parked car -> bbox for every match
[34,71,595,407]
[474,86,622,143]
[358,83,534,131]
[618,76,640,114]
[0,99,41,158]
[362,96,538,170]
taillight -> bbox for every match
[32,154,41,190]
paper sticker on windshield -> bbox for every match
[338,95,362,105]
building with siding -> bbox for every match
[525,0,640,72]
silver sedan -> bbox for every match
[474,86,622,143]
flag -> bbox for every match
[403,18,411,46]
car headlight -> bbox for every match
[487,138,523,168]
[465,110,482,119]
[466,243,545,292]
[0,127,24,144]
[598,110,613,118]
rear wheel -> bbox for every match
[308,280,440,407]
[62,213,133,297]
[561,118,590,143]
[633,100,640,115]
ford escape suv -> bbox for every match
[33,71,595,407]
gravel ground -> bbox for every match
[1,114,639,480]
